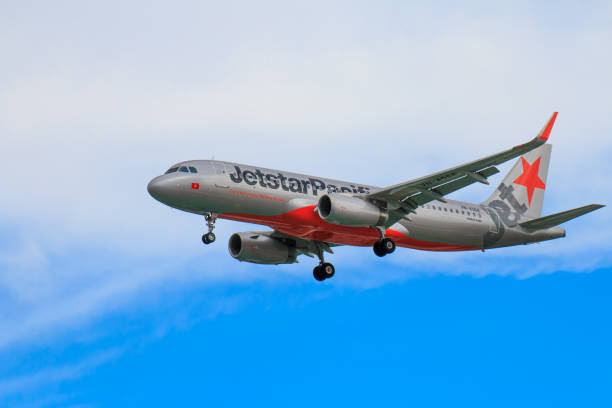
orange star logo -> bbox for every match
[513,157,546,206]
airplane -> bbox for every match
[147,112,604,281]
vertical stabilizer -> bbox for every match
[483,144,552,220]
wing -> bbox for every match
[368,112,558,212]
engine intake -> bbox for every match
[317,194,387,227]
[228,232,297,264]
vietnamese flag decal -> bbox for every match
[192,183,200,190]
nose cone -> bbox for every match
[147,176,175,203]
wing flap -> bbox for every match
[519,204,605,230]
[269,230,339,254]
[404,167,500,206]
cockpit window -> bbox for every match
[165,167,179,174]
[189,166,197,173]
[179,166,189,173]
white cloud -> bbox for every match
[0,0,611,352]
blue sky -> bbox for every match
[1,1,611,406]
[1,270,611,407]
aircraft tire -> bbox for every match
[202,232,216,245]
[321,262,335,278]
[313,266,326,281]
[373,241,386,257]
[381,238,396,254]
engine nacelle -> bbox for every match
[317,194,388,227]
[228,232,297,265]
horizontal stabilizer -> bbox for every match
[519,204,605,230]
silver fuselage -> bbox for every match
[148,160,565,250]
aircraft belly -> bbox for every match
[217,201,484,251]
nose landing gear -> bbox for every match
[201,212,217,245]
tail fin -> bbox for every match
[483,143,552,219]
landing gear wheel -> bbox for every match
[313,266,326,281]
[321,262,335,278]
[312,242,335,281]
[381,237,396,254]
[202,232,216,245]
[373,238,395,256]
[373,241,386,257]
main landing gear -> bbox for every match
[313,262,335,282]
[202,212,217,245]
[313,243,335,282]
[373,237,396,257]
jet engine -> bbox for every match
[317,194,388,227]
[228,232,297,264]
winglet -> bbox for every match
[537,111,558,141]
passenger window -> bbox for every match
[444,208,447,212]
[165,167,178,174]
[189,166,197,173]
[179,166,189,172]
